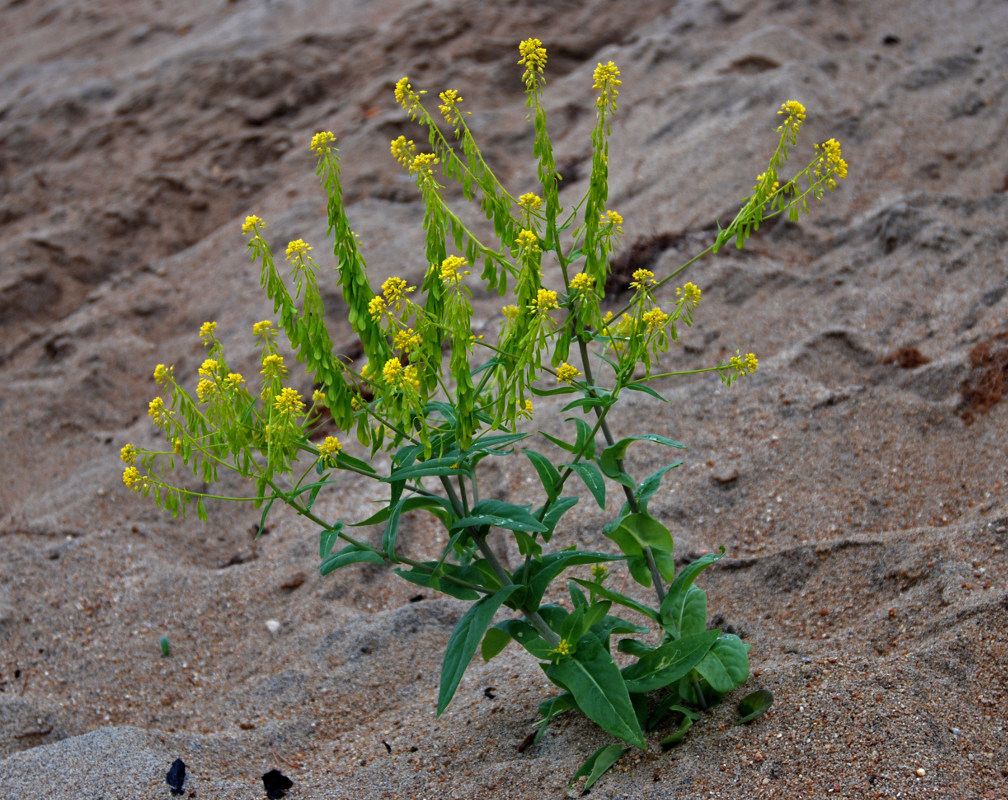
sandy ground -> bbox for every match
[1,0,1007,797]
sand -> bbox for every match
[1,0,1006,797]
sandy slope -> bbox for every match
[1,0,1007,797]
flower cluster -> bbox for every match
[438,89,465,124]
[593,60,621,114]
[555,362,581,384]
[439,255,469,287]
[629,268,655,290]
[518,38,547,90]
[310,130,335,155]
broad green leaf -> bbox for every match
[623,629,719,693]
[660,548,725,631]
[563,461,605,508]
[604,513,674,558]
[633,463,681,513]
[522,449,561,501]
[736,689,773,725]
[546,633,646,749]
[451,499,547,533]
[534,692,577,745]
[695,633,751,694]
[598,434,685,479]
[319,522,343,558]
[491,618,553,660]
[673,584,708,638]
[319,545,385,576]
[568,744,628,794]
[480,626,511,661]
[438,585,520,715]
[534,496,579,540]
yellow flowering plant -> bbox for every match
[123,38,847,791]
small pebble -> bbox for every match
[916,767,926,777]
[265,619,281,635]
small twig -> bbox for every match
[14,727,52,739]
[270,746,301,769]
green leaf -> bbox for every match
[491,618,553,660]
[319,545,385,576]
[517,551,621,611]
[438,585,521,715]
[648,697,699,731]
[568,744,628,795]
[622,629,718,693]
[673,584,708,638]
[534,496,578,539]
[660,548,725,634]
[384,458,468,482]
[546,633,646,749]
[571,578,659,622]
[480,626,511,662]
[393,564,482,601]
[604,512,674,558]
[659,715,693,748]
[523,449,561,501]
[319,522,343,558]
[624,381,669,402]
[633,463,681,513]
[471,432,529,453]
[695,633,751,694]
[451,499,547,534]
[736,689,773,725]
[563,461,606,508]
[353,495,452,527]
[598,434,685,479]
[534,692,577,745]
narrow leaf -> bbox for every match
[568,744,628,795]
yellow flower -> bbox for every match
[549,637,573,659]
[242,215,263,235]
[777,100,806,132]
[148,397,166,424]
[517,399,534,419]
[274,387,305,416]
[153,363,171,385]
[198,358,219,378]
[642,307,668,333]
[260,353,287,378]
[196,378,216,402]
[630,268,655,290]
[394,77,412,107]
[570,272,593,293]
[727,351,759,377]
[518,193,542,212]
[516,228,540,255]
[122,466,142,490]
[173,438,183,455]
[310,130,335,154]
[312,389,326,405]
[676,282,701,305]
[818,137,848,180]
[439,255,469,287]
[590,563,609,581]
[286,239,312,260]
[556,362,581,384]
[382,357,404,386]
[318,435,343,466]
[252,320,273,337]
[381,276,415,307]
[199,321,217,344]
[501,304,519,321]
[403,364,420,391]
[368,295,387,322]
[593,60,621,112]
[361,362,374,381]
[604,209,623,228]
[393,328,422,354]
[438,89,464,122]
[410,152,439,174]
[532,288,559,313]
[120,443,137,465]
[518,38,548,85]
[390,136,416,168]
[224,373,245,390]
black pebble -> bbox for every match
[166,758,186,795]
[262,768,293,799]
